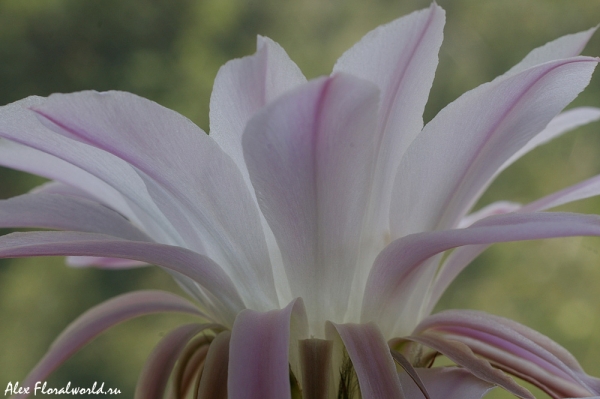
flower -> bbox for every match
[2,3,600,398]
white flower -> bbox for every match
[1,4,600,398]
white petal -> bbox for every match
[334,3,445,237]
[210,35,306,179]
[392,57,598,238]
[208,36,305,306]
[0,97,181,245]
[243,74,379,333]
[32,91,279,311]
[503,27,597,77]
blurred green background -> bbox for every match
[0,0,599,398]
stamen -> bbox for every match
[337,352,359,399]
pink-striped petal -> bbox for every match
[209,35,305,307]
[243,74,379,332]
[1,185,153,270]
[0,139,137,225]
[14,291,205,399]
[392,57,598,239]
[458,201,522,228]
[27,180,170,251]
[0,231,245,323]
[135,323,213,399]
[415,310,600,398]
[0,193,150,242]
[23,185,153,269]
[503,27,596,77]
[19,185,215,301]
[429,201,522,314]
[0,98,180,245]
[227,299,307,399]
[327,322,405,399]
[333,3,445,237]
[397,367,495,399]
[210,35,306,182]
[431,171,600,313]
[523,173,600,213]
[499,107,600,176]
[32,91,279,311]
[363,212,600,337]
[16,184,151,270]
[452,107,600,222]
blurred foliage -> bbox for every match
[0,0,599,398]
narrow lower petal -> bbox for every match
[363,212,600,337]
[450,107,600,226]
[523,173,600,212]
[27,180,168,247]
[0,193,151,242]
[327,322,405,399]
[415,310,600,397]
[172,334,214,399]
[499,107,600,176]
[66,256,147,268]
[407,334,533,398]
[243,74,379,333]
[392,57,598,238]
[431,172,600,313]
[135,323,213,399]
[0,139,136,225]
[227,299,308,399]
[458,201,522,228]
[15,291,205,399]
[390,350,431,399]
[397,368,495,399]
[197,331,231,399]
[0,231,245,323]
